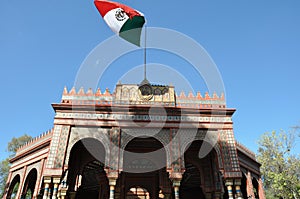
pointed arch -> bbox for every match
[6,174,21,199]
[21,168,38,199]
[67,138,109,199]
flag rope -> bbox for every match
[144,25,147,81]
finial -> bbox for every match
[87,88,93,96]
[104,88,111,96]
[180,91,186,98]
[96,88,102,96]
[70,87,76,95]
[188,91,194,98]
[196,91,202,99]
[205,92,210,99]
[213,92,218,99]
[78,87,85,95]
[63,86,68,95]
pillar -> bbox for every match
[258,178,266,199]
[235,179,243,199]
[108,178,117,199]
[3,171,13,199]
[52,178,60,199]
[16,166,27,199]
[60,187,67,199]
[169,172,182,199]
[225,179,234,199]
[43,177,52,199]
[107,171,118,199]
[173,185,180,199]
[246,171,255,199]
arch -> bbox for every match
[252,177,259,198]
[65,127,110,167]
[129,88,137,99]
[21,168,38,199]
[240,172,247,198]
[67,138,109,199]
[180,140,220,199]
[180,129,223,169]
[6,174,21,199]
[123,137,167,172]
[119,137,170,199]
[120,129,172,169]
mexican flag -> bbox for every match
[94,0,146,46]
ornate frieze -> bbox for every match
[55,112,232,123]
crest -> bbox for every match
[115,8,126,21]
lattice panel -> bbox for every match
[46,125,62,168]
[53,126,70,168]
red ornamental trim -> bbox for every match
[94,0,142,19]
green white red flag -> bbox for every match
[94,0,146,46]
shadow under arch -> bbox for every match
[6,174,21,199]
[240,172,247,198]
[180,140,222,199]
[67,138,109,199]
[118,137,171,199]
[252,177,259,198]
[21,168,38,199]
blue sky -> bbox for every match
[0,0,299,160]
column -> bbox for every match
[258,178,266,199]
[3,171,13,199]
[16,166,28,199]
[173,185,180,199]
[60,188,67,199]
[225,179,234,199]
[107,171,118,199]
[109,178,117,199]
[235,179,243,199]
[169,172,182,199]
[43,177,52,199]
[246,171,254,199]
[52,178,60,199]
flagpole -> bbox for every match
[144,26,147,80]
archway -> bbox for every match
[180,162,205,199]
[240,172,247,198]
[119,137,170,199]
[6,175,20,199]
[252,178,259,198]
[180,140,219,199]
[67,138,109,199]
[21,169,37,199]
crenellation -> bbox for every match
[196,91,202,99]
[86,88,94,96]
[59,85,226,108]
[188,91,194,98]
[78,87,85,95]
[69,87,76,95]
[15,128,54,154]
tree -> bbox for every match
[7,134,33,158]
[257,130,300,199]
[0,134,32,197]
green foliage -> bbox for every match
[257,130,300,199]
[0,158,10,197]
[0,134,32,197]
[7,134,33,157]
